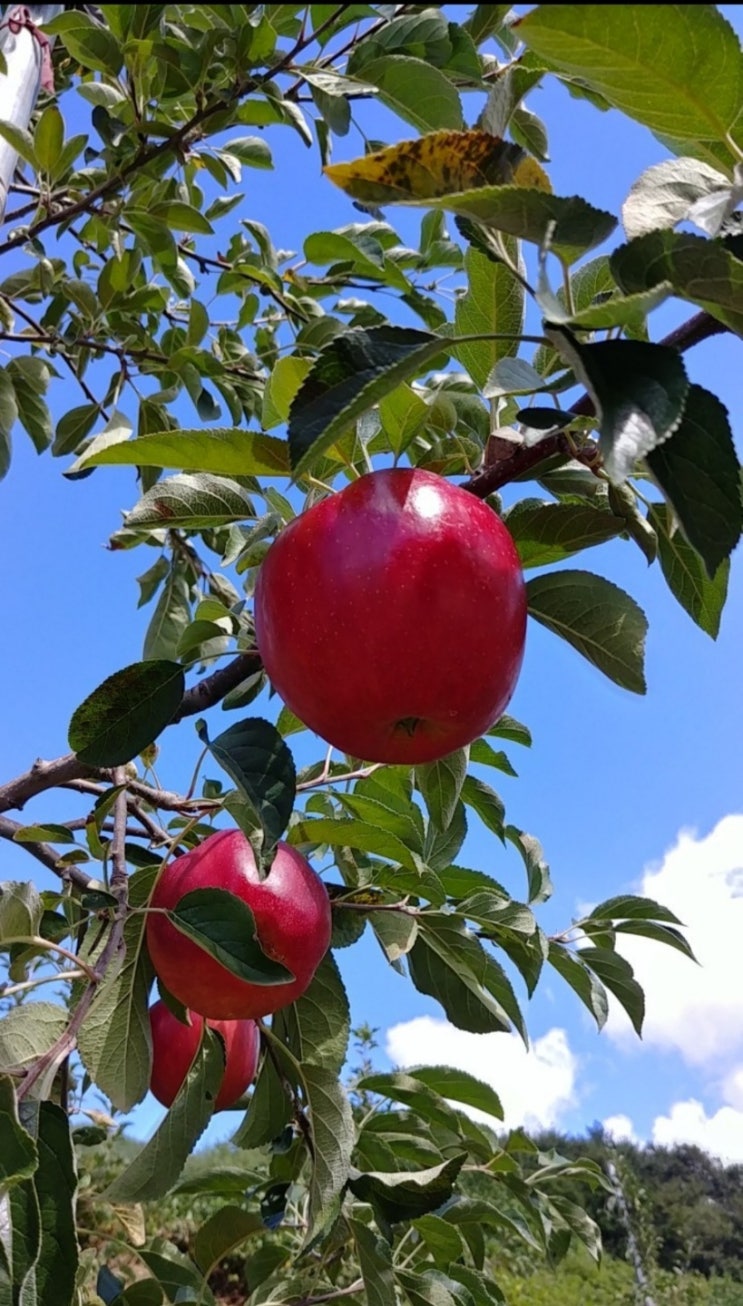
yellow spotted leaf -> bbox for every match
[324,130,551,205]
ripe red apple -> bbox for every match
[254,467,527,764]
[146,830,331,1020]
[148,999,260,1111]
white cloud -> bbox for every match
[652,1099,743,1166]
[605,813,743,1067]
[603,1113,637,1144]
[385,1016,577,1131]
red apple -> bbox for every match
[254,467,527,764]
[149,999,260,1111]
[146,830,331,1020]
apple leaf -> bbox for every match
[104,1028,225,1202]
[288,327,449,477]
[453,247,523,390]
[0,1075,38,1188]
[123,473,256,531]
[70,428,290,477]
[358,1070,484,1135]
[276,953,350,1074]
[646,385,742,578]
[290,816,424,875]
[649,503,729,640]
[517,4,743,171]
[76,866,157,1112]
[351,1219,396,1306]
[416,749,469,832]
[349,1154,466,1228]
[547,328,689,484]
[0,1004,69,1076]
[610,230,743,338]
[192,1207,263,1277]
[196,717,296,862]
[354,56,463,134]
[548,942,609,1030]
[413,1066,505,1122]
[622,157,733,239]
[68,659,184,766]
[578,946,645,1036]
[10,1101,78,1306]
[167,887,295,985]
[0,881,43,941]
[526,569,648,693]
[232,1045,294,1150]
[409,916,525,1038]
[504,499,625,568]
[505,826,553,905]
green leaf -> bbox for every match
[192,1207,263,1276]
[290,816,424,874]
[359,1070,472,1135]
[646,384,742,578]
[460,776,504,839]
[398,1269,477,1306]
[526,570,648,694]
[489,716,532,748]
[453,247,523,390]
[401,1065,504,1122]
[105,1029,225,1202]
[428,189,616,265]
[288,326,448,476]
[0,1004,68,1076]
[151,201,214,235]
[232,1046,293,1149]
[414,1214,468,1268]
[613,918,697,962]
[262,357,313,430]
[74,428,290,477]
[0,368,17,479]
[649,503,729,639]
[445,1266,505,1306]
[351,1219,396,1306]
[77,866,157,1112]
[0,119,38,169]
[197,717,296,861]
[136,557,169,610]
[0,880,43,940]
[143,567,191,662]
[168,887,294,985]
[34,105,65,176]
[359,56,463,133]
[124,474,256,531]
[349,1154,466,1228]
[547,328,689,483]
[505,499,624,568]
[517,4,743,171]
[504,826,552,904]
[410,916,525,1038]
[548,942,609,1030]
[588,893,683,923]
[12,1101,78,1306]
[416,749,469,832]
[371,910,419,968]
[68,659,185,765]
[0,1075,37,1188]
[52,403,100,457]
[279,953,350,1073]
[7,359,52,453]
[578,946,645,1035]
[45,9,123,74]
[611,230,743,337]
[300,1061,355,1238]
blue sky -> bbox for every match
[1,7,742,1159]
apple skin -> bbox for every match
[148,999,260,1111]
[146,830,332,1020]
[254,467,527,764]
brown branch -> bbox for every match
[172,651,262,722]
[462,310,731,499]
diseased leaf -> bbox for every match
[68,660,185,765]
[124,474,256,531]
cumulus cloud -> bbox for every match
[651,1099,743,1166]
[603,1113,637,1144]
[604,813,743,1066]
[385,1016,577,1131]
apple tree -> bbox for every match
[0,4,741,1304]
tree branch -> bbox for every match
[0,812,91,890]
[172,651,262,721]
[461,310,731,499]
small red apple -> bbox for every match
[146,830,331,1020]
[254,467,527,764]
[149,999,260,1111]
